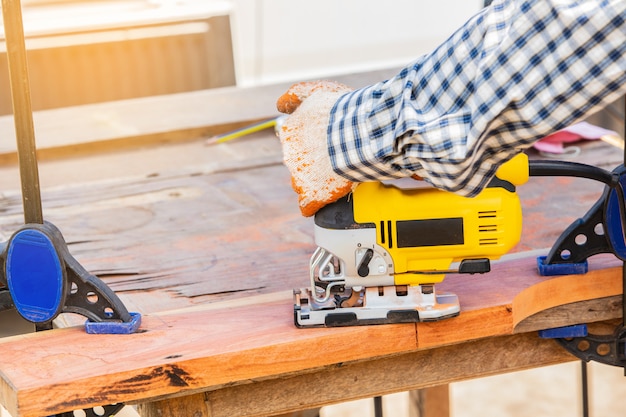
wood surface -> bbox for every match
[0,248,620,417]
[0,68,621,416]
[0,135,617,316]
[0,135,621,416]
[139,332,577,417]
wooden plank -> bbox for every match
[196,332,576,417]
[0,249,621,416]
[514,296,623,334]
[137,396,321,417]
[0,156,311,314]
[0,122,618,416]
[416,253,622,349]
[0,139,614,316]
[136,395,209,417]
[0,301,417,417]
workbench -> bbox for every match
[0,69,623,417]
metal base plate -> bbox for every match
[293,287,460,328]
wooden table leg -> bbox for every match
[408,385,450,417]
[137,393,210,417]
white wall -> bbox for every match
[229,0,483,87]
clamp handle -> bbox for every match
[532,160,626,372]
[1,222,141,334]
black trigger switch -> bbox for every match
[357,248,374,277]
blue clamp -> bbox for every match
[3,222,140,334]
[539,324,588,339]
[85,312,142,334]
[536,255,588,276]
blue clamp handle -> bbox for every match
[85,312,142,334]
[3,222,139,333]
[539,324,588,339]
[6,228,65,323]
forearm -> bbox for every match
[328,0,626,196]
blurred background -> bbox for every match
[0,0,482,113]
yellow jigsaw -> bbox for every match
[294,153,529,327]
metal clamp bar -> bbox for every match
[1,0,43,224]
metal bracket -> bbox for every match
[530,161,623,270]
[532,161,626,371]
[55,403,126,417]
[540,323,626,371]
[555,325,626,368]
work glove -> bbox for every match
[276,81,355,217]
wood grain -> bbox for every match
[0,301,417,417]
[197,331,576,417]
[0,73,619,416]
[0,139,619,415]
[0,249,621,416]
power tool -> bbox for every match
[294,139,626,374]
[294,153,529,328]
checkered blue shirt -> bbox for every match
[328,0,626,196]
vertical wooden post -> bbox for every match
[137,394,321,417]
[1,0,44,224]
[408,385,450,417]
[137,393,210,417]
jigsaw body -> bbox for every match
[295,154,529,327]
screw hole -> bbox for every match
[575,234,587,246]
[594,223,605,236]
[86,291,99,304]
[597,343,611,356]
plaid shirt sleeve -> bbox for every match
[327,0,626,196]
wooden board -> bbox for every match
[0,69,621,416]
[0,133,620,416]
[0,248,621,417]
[139,331,575,417]
[0,135,617,316]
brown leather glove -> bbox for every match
[276,81,355,217]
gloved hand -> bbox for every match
[276,81,355,217]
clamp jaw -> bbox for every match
[531,160,626,371]
[0,222,140,334]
